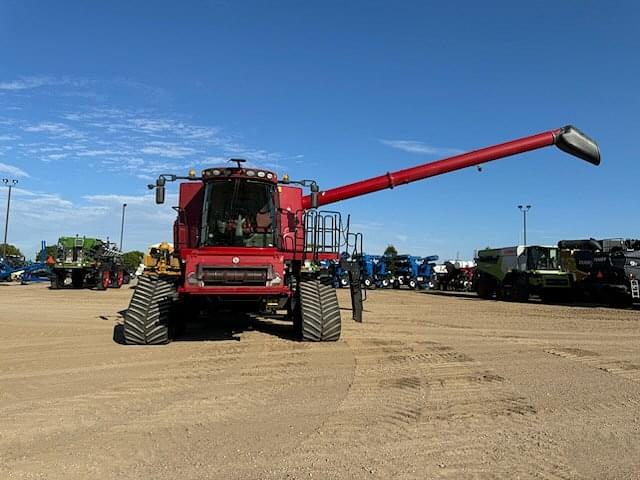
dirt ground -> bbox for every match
[0,283,638,480]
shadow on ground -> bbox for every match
[112,311,301,345]
[419,289,640,310]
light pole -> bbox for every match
[119,203,127,251]
[2,178,18,258]
[517,204,531,246]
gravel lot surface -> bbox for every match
[1,283,638,479]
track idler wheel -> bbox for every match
[123,275,177,345]
[298,278,341,342]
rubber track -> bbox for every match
[299,279,341,342]
[123,275,175,345]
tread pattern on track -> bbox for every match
[299,278,341,342]
[123,275,175,345]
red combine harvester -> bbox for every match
[124,126,600,344]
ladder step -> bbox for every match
[631,279,639,299]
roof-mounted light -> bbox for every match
[257,171,266,178]
[246,170,256,177]
[212,169,221,176]
[266,172,274,180]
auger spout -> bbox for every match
[302,125,599,209]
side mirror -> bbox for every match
[155,177,166,204]
[310,183,319,209]
[555,125,600,166]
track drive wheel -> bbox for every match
[298,278,341,342]
[123,275,177,345]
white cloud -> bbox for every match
[380,139,462,156]
[0,162,29,177]
[141,143,197,158]
[23,122,86,139]
[83,193,151,205]
[0,76,52,91]
[0,134,19,141]
[0,76,89,91]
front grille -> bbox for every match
[199,267,268,286]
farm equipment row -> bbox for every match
[325,253,442,290]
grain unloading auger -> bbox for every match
[124,125,599,345]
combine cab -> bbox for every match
[123,125,600,344]
[50,236,125,290]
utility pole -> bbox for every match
[2,178,18,258]
[119,203,127,251]
[517,204,531,246]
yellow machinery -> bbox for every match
[142,242,181,276]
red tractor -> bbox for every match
[123,126,600,344]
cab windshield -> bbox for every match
[201,179,276,247]
[527,246,559,270]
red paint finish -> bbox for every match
[174,182,204,250]
[301,129,558,209]
[179,246,288,296]
[277,185,304,252]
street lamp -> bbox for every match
[119,203,127,251]
[517,204,531,246]
[2,178,19,258]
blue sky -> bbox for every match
[0,1,638,260]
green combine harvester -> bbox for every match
[50,236,125,290]
[474,245,574,302]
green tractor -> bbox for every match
[50,236,125,290]
[474,245,574,302]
